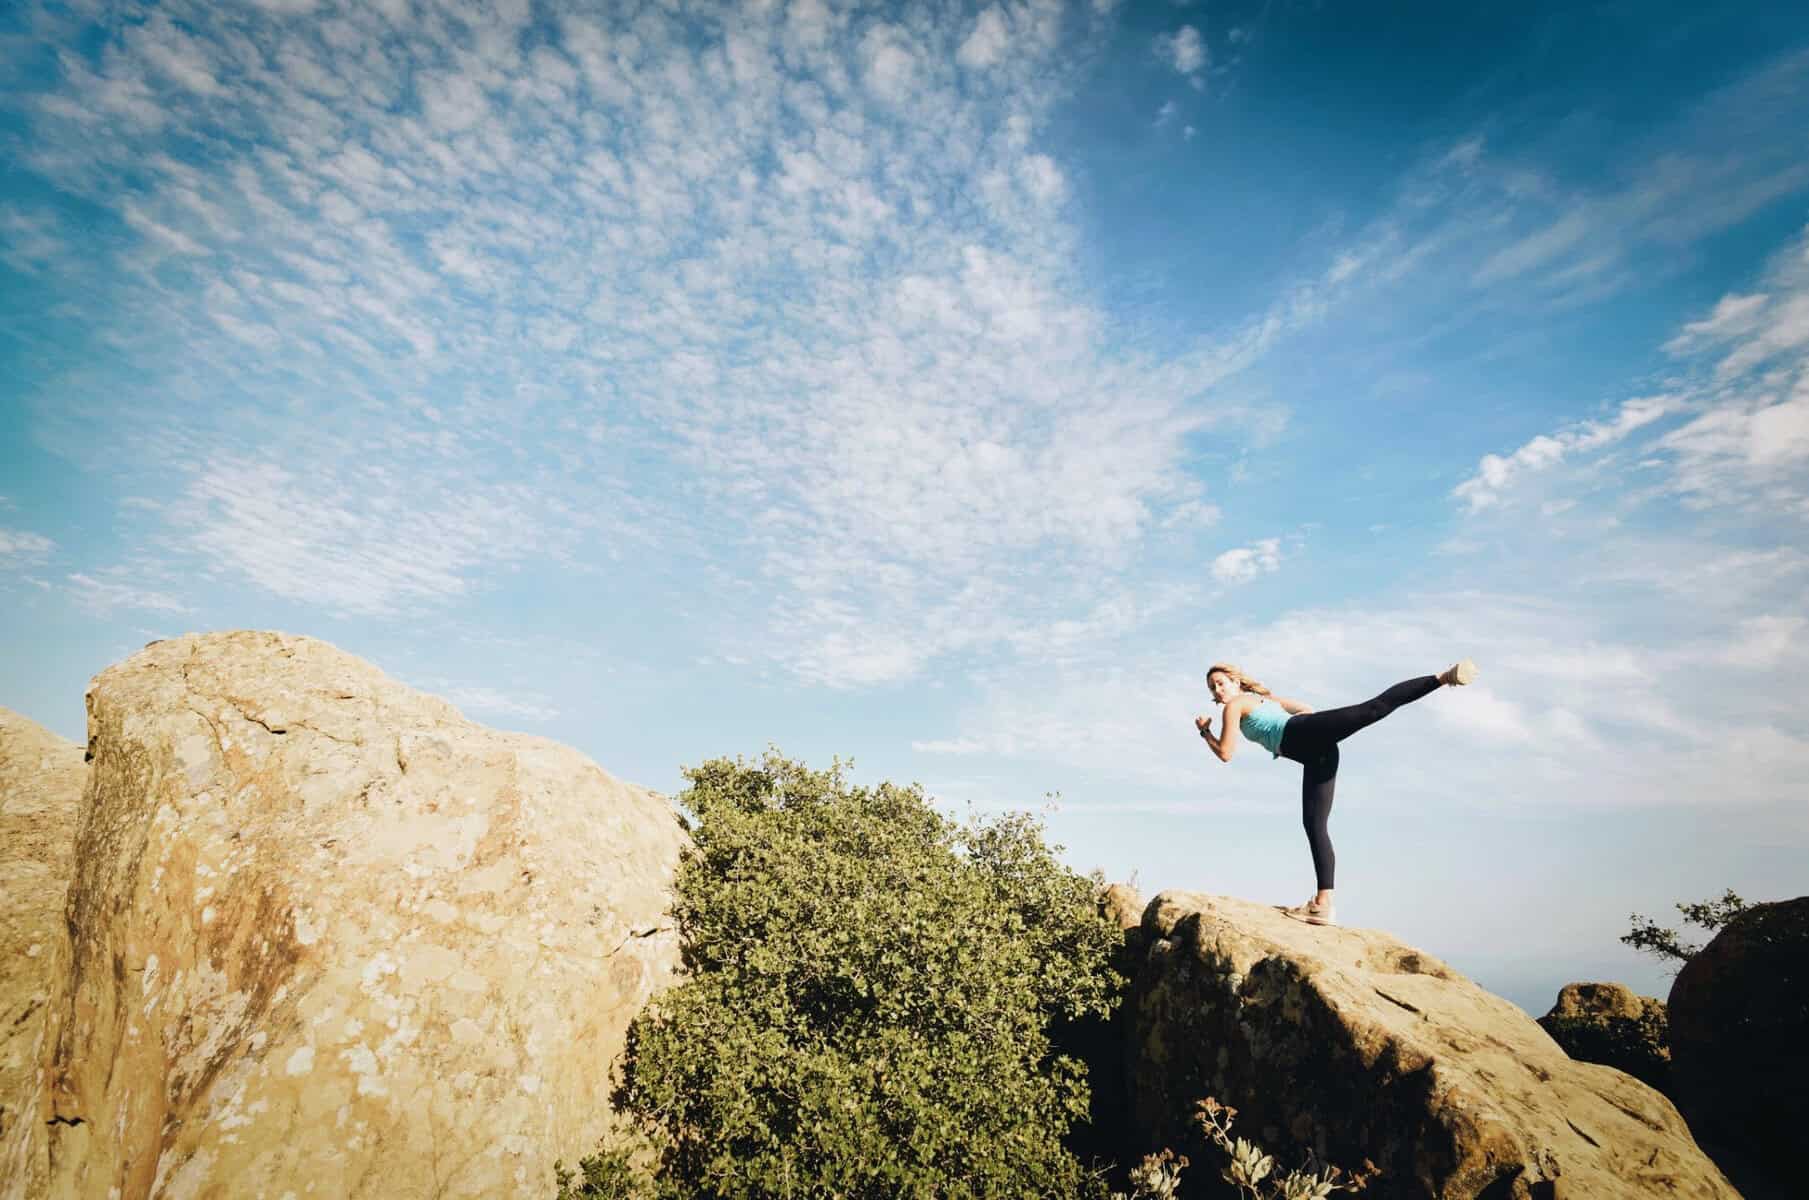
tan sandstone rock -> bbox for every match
[1124,891,1737,1200]
[41,631,688,1200]
[1099,882,1144,933]
[1,708,86,1200]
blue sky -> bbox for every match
[3,0,1806,1016]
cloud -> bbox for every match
[0,528,56,567]
[957,8,1011,69]
[912,737,989,755]
[1473,209,1593,286]
[1453,396,1678,511]
[131,15,223,96]
[1716,614,1808,669]
[1211,537,1281,583]
[0,210,67,273]
[860,23,919,103]
[171,457,551,618]
[1155,26,1206,82]
[1655,236,1809,382]
[1663,292,1770,354]
[1661,386,1809,511]
[1647,225,1809,512]
[66,572,191,615]
[1362,54,1809,309]
[420,682,560,724]
[4,0,1387,691]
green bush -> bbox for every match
[608,750,1127,1199]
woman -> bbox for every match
[1195,658,1478,927]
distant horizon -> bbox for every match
[4,0,1806,1025]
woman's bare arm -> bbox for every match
[1274,694,1315,716]
[1197,699,1247,762]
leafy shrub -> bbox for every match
[1623,888,1748,972]
[553,1145,650,1199]
[608,750,1127,1199]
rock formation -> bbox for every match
[1535,982,1669,1095]
[1668,895,1808,1193]
[0,708,86,1200]
[1123,891,1737,1199]
[1099,882,1145,934]
[37,631,688,1199]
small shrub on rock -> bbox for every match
[1623,888,1748,970]
[1107,1101,1376,1200]
[1190,1099,1378,1200]
[609,750,1127,1199]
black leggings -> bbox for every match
[1277,675,1444,890]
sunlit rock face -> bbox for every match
[0,708,86,1200]
[42,631,687,1200]
[1122,891,1737,1200]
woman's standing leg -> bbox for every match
[1301,745,1340,892]
[1285,675,1443,747]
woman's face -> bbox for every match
[1208,671,1238,705]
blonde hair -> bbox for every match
[1206,662,1272,701]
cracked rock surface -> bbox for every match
[0,707,85,1200]
[1123,891,1738,1199]
[42,631,688,1199]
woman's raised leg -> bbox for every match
[1284,675,1443,748]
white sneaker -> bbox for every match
[1282,899,1337,927]
[1446,658,1478,686]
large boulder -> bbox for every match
[1124,892,1737,1200]
[1667,896,1809,1189]
[41,631,688,1199]
[1099,882,1146,934]
[1536,982,1670,1095]
[0,708,86,1200]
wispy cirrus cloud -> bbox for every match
[66,571,191,616]
[0,528,55,567]
[414,679,560,724]
[1315,51,1809,321]
[1451,222,1809,518]
[1642,226,1809,514]
[1461,52,1809,300]
[5,0,1357,687]
[1452,397,1678,511]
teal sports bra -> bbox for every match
[1238,699,1290,758]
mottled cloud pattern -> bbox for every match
[6,0,1246,682]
